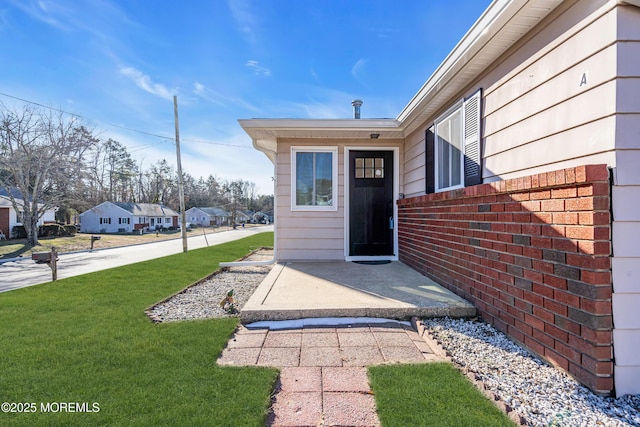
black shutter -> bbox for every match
[463,89,482,187]
[425,125,435,194]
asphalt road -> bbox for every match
[0,225,273,293]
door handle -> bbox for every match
[389,216,394,230]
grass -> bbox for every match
[369,363,516,427]
[0,232,278,426]
[2,229,518,426]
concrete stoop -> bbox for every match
[240,261,476,324]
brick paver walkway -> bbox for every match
[217,321,442,426]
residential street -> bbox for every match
[0,225,273,293]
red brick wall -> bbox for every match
[397,164,613,394]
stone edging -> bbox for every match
[411,317,529,427]
[144,247,269,323]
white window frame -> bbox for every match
[434,101,465,192]
[291,146,338,211]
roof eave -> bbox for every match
[622,0,640,7]
[397,0,564,135]
[239,118,402,164]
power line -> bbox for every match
[101,122,174,141]
[0,91,253,149]
[0,91,83,118]
[0,91,173,140]
[181,138,252,149]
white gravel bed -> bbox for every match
[424,317,640,427]
[147,249,273,322]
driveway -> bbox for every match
[0,225,273,293]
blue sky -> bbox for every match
[0,0,491,194]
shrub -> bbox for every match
[38,223,76,237]
[10,223,76,239]
[11,225,26,239]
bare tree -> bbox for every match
[0,104,97,245]
[223,179,250,228]
[140,159,175,206]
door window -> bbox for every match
[355,157,384,179]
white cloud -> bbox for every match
[193,81,205,93]
[192,81,224,107]
[97,123,274,195]
[181,139,274,194]
[119,66,174,100]
[227,0,257,45]
[7,0,65,29]
[192,81,261,113]
[0,9,9,31]
[245,60,271,77]
[309,67,319,82]
[351,58,369,88]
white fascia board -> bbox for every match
[239,118,399,131]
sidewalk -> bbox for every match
[217,318,443,426]
[0,225,273,292]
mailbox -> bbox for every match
[90,235,101,251]
[32,248,59,281]
[32,252,52,264]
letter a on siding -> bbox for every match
[463,89,482,186]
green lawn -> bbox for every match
[0,233,278,426]
[369,363,516,427]
[1,230,516,426]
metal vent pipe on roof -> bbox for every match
[352,99,363,119]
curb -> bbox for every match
[411,317,529,427]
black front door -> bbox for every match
[349,150,394,256]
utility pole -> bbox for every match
[174,95,188,253]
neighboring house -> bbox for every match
[0,188,56,238]
[79,202,179,233]
[252,211,273,224]
[185,207,230,227]
[233,210,251,225]
[238,1,640,396]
